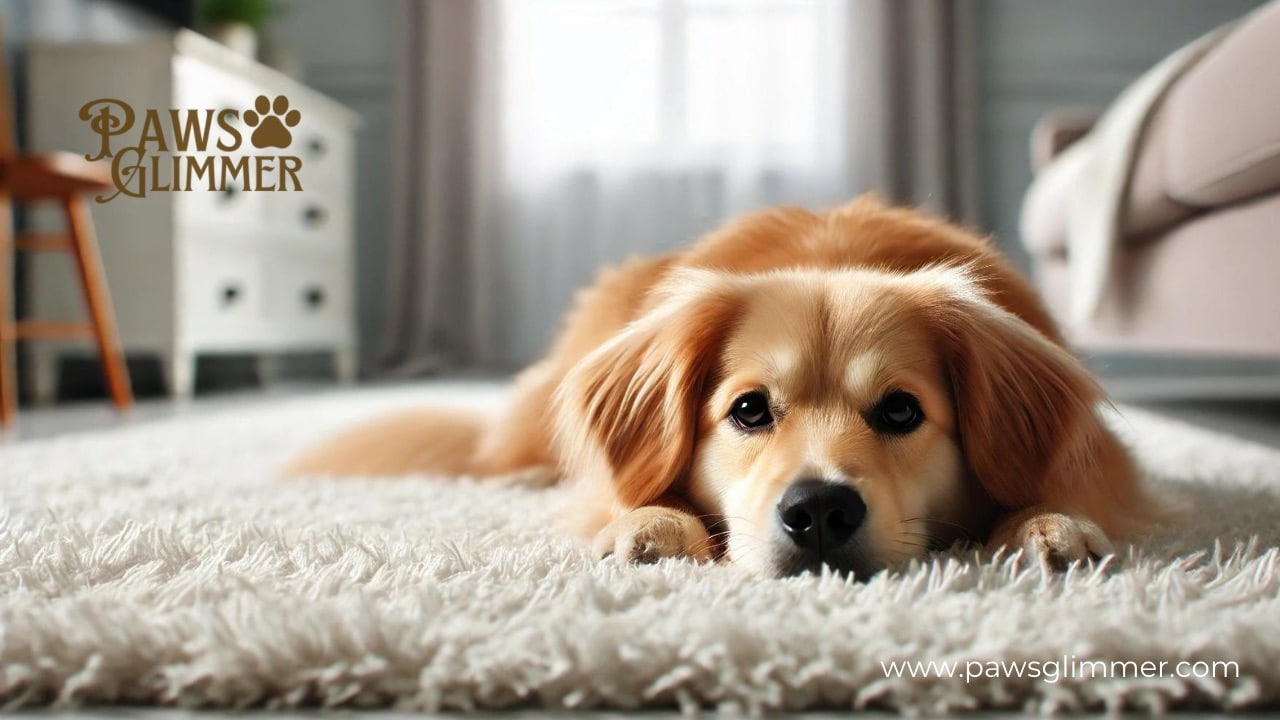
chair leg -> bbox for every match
[0,193,15,426]
[64,194,132,411]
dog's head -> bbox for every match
[556,210,1106,578]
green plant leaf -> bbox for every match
[198,0,281,29]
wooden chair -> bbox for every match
[0,21,132,426]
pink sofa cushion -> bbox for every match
[1124,108,1197,237]
[1163,1,1280,207]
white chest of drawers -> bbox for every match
[25,30,358,398]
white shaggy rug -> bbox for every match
[3,383,1280,714]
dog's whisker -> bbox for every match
[688,526,772,555]
[900,515,968,529]
[899,516,975,541]
[900,530,936,539]
[701,532,768,556]
[715,532,771,547]
[900,516,965,529]
[698,514,756,525]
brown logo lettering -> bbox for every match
[77,95,305,202]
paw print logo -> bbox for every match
[243,94,300,150]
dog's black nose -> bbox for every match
[777,479,867,550]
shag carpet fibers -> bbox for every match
[3,384,1280,713]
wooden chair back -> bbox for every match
[0,15,15,158]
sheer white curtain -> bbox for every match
[480,0,856,367]
[383,0,976,372]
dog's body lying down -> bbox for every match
[292,196,1155,578]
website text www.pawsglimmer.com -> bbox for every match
[881,657,1240,684]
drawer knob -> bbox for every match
[307,137,326,157]
[221,283,242,306]
[303,206,328,227]
[221,184,239,202]
[303,285,326,309]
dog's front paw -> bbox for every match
[998,511,1114,571]
[592,506,712,564]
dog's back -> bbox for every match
[291,196,1058,482]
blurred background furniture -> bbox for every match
[24,29,358,399]
[1020,0,1280,361]
[0,17,131,426]
[1,0,1275,413]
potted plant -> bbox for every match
[198,0,279,59]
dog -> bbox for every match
[290,195,1155,578]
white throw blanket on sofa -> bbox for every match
[1027,26,1230,325]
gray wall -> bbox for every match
[974,0,1280,380]
[1,0,164,44]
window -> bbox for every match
[500,0,846,170]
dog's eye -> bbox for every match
[729,391,774,430]
[872,391,924,434]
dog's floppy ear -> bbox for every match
[555,272,737,508]
[925,268,1118,513]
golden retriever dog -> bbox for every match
[291,195,1154,578]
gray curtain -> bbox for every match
[380,0,979,375]
[847,0,980,223]
[379,0,486,375]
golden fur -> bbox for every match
[290,195,1154,577]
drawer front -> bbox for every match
[172,56,266,229]
[171,57,354,242]
[265,111,353,248]
[263,251,352,344]
[179,173,266,229]
[181,242,266,347]
[289,113,352,193]
[263,186,351,249]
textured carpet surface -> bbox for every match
[3,384,1280,714]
